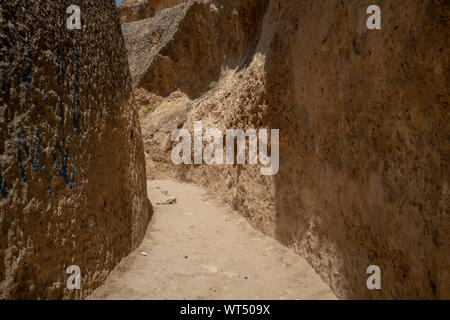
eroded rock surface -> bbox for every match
[118,0,186,23]
[130,0,449,299]
[0,0,152,299]
[123,0,268,98]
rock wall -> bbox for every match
[118,0,186,23]
[136,0,449,299]
[261,0,449,299]
[0,0,152,299]
[123,0,268,98]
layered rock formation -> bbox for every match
[118,0,185,23]
[127,0,449,299]
[0,0,152,299]
[123,0,267,98]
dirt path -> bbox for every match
[88,180,336,300]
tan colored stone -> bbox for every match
[137,0,449,299]
[0,0,152,299]
[118,0,186,23]
[122,0,268,98]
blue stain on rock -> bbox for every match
[68,172,75,189]
[17,130,41,182]
[1,66,8,103]
[53,142,67,179]
[0,166,8,199]
[57,48,65,126]
[17,133,29,183]
[53,142,75,188]
[73,51,81,133]
[57,49,82,132]
[47,182,54,196]
[33,130,41,172]
[8,42,34,85]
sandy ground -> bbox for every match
[88,180,336,300]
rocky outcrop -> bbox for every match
[123,0,267,98]
[131,0,449,299]
[118,0,186,23]
[0,0,152,299]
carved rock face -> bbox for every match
[0,0,152,299]
[118,0,186,23]
[127,0,449,299]
[122,0,268,98]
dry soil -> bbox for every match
[88,179,336,300]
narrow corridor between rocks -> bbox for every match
[89,180,336,300]
[2,0,446,301]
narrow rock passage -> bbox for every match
[89,180,336,300]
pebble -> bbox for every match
[157,197,177,205]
